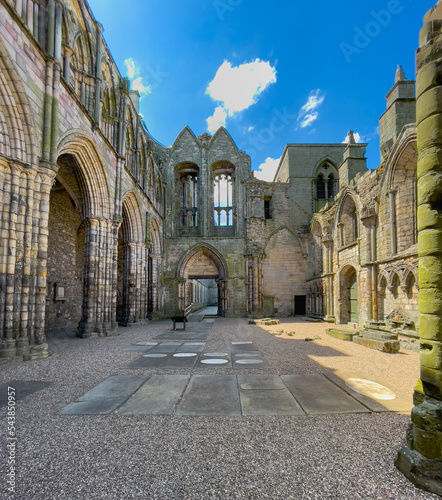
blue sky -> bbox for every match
[87,0,435,178]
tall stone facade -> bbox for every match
[0,0,166,361]
[304,70,419,336]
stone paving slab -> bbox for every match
[160,353,199,369]
[240,388,306,416]
[238,375,305,416]
[176,343,206,353]
[59,398,127,415]
[0,380,53,407]
[238,375,286,391]
[324,373,389,413]
[281,374,371,415]
[78,376,148,401]
[147,342,183,354]
[115,375,189,415]
[123,345,156,352]
[124,355,169,370]
[156,331,210,340]
[176,375,241,416]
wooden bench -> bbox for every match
[171,305,192,330]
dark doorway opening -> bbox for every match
[294,296,306,316]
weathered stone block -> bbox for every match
[326,328,359,341]
[413,426,442,460]
[418,314,442,342]
[417,114,442,150]
[417,204,442,232]
[420,339,442,371]
[419,288,442,315]
[353,336,400,353]
[417,86,442,125]
[421,366,442,400]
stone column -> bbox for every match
[77,218,119,338]
[323,238,335,322]
[396,3,442,495]
[388,189,398,256]
[361,213,378,323]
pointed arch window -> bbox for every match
[180,173,198,227]
[316,175,325,199]
[213,173,233,226]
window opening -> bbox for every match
[213,173,233,226]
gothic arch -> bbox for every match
[336,190,361,246]
[403,266,418,291]
[150,218,162,256]
[338,264,358,324]
[0,36,38,165]
[264,225,300,252]
[57,131,112,220]
[311,155,339,177]
[382,125,417,192]
[178,244,228,280]
[121,192,144,243]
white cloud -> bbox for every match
[300,113,319,129]
[124,58,151,97]
[342,131,362,144]
[254,157,280,182]
[206,59,277,132]
[132,77,151,96]
[207,106,228,133]
[124,58,137,79]
[297,89,326,129]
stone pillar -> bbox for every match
[361,213,378,323]
[388,189,398,256]
[77,218,119,338]
[323,238,335,322]
[396,3,442,495]
[120,242,147,325]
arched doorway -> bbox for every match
[348,271,358,323]
[339,265,358,324]
[117,195,147,326]
[46,156,85,335]
[178,245,228,316]
[53,134,116,338]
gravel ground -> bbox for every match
[0,317,438,500]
